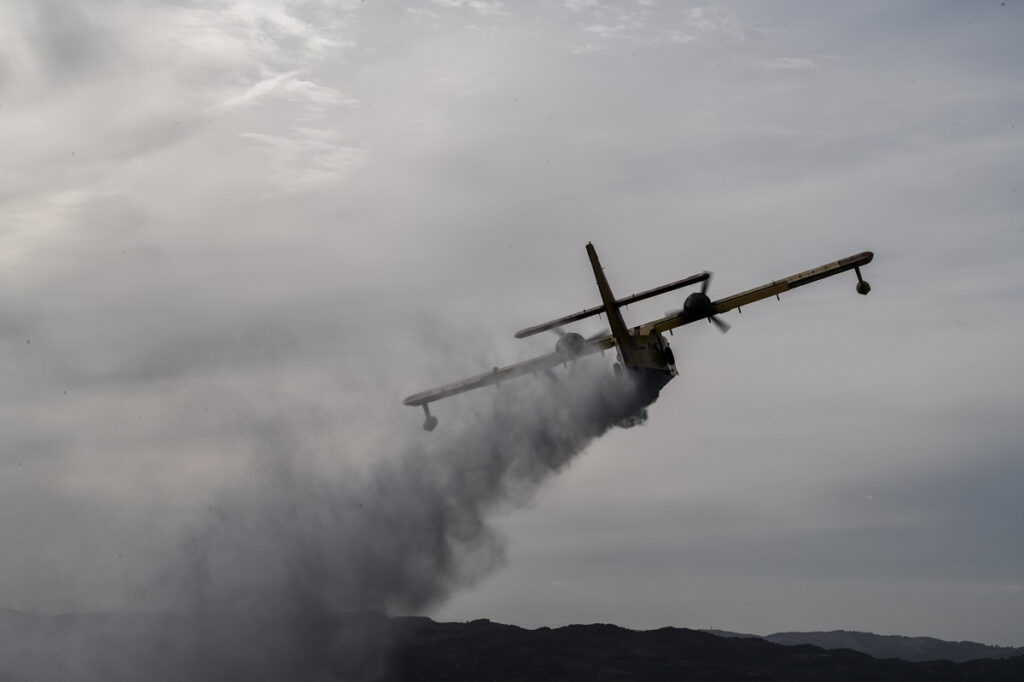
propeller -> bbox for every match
[665,271,730,333]
[709,315,731,334]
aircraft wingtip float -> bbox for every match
[405,243,874,431]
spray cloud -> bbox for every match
[174,354,659,680]
[1,355,660,681]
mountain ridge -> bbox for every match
[703,627,1024,662]
[387,616,1024,681]
[2,609,1022,680]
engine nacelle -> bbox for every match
[555,332,586,357]
[683,291,712,316]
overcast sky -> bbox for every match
[2,0,1023,649]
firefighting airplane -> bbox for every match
[404,243,874,431]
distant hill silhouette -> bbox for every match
[705,628,1024,663]
[2,608,1023,681]
[387,617,1024,681]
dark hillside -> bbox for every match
[705,627,1024,663]
[388,617,1024,682]
[764,630,1024,663]
[1,610,1022,681]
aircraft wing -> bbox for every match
[644,251,874,335]
[403,336,617,407]
[404,249,873,421]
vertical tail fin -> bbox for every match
[586,242,636,363]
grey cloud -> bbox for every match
[2,0,1024,658]
[17,0,117,81]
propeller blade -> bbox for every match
[709,315,730,333]
[587,329,609,342]
[701,272,712,295]
[549,326,566,338]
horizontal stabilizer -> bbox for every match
[514,271,710,339]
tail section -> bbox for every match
[586,243,638,365]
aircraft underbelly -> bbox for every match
[632,367,674,397]
[600,366,674,428]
